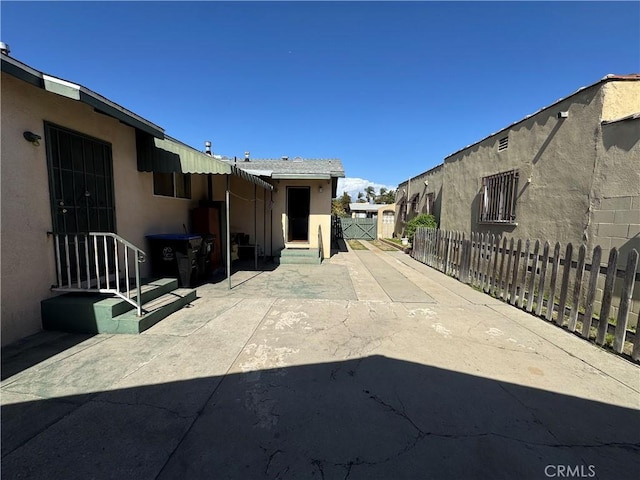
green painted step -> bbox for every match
[96,288,197,334]
[279,256,322,265]
[280,248,320,257]
[41,278,194,334]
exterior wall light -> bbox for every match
[557,111,569,119]
[23,131,41,146]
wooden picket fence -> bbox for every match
[411,228,640,361]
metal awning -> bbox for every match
[136,133,273,190]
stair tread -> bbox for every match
[140,289,195,313]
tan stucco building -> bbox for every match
[397,75,639,258]
[1,54,342,346]
[396,74,640,317]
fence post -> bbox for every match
[613,249,639,353]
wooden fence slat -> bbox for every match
[517,239,530,309]
[488,235,498,294]
[483,234,494,293]
[479,233,486,287]
[613,249,639,353]
[479,233,485,288]
[483,233,491,289]
[509,239,522,306]
[632,310,640,362]
[468,233,475,284]
[568,245,587,332]
[493,237,506,297]
[596,248,618,345]
[454,231,460,278]
[445,231,452,275]
[500,238,515,301]
[546,243,562,322]
[556,243,574,327]
[581,246,602,339]
[526,240,540,312]
[535,241,550,317]
[463,238,472,284]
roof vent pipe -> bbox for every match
[204,140,212,156]
[244,151,250,162]
[0,42,10,55]
[282,156,288,161]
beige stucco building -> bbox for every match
[397,75,639,259]
[396,74,640,317]
[1,54,342,346]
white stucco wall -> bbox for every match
[1,73,206,345]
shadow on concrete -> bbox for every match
[1,331,95,381]
[2,355,638,479]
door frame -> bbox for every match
[286,186,311,242]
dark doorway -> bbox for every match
[287,187,310,242]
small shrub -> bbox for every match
[405,214,437,242]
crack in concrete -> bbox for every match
[265,449,283,475]
[364,388,640,452]
[92,397,197,420]
[311,459,325,479]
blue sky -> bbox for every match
[2,1,639,198]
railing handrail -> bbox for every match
[50,232,146,316]
[87,231,145,257]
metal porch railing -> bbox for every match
[50,232,146,316]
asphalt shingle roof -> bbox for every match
[224,158,345,178]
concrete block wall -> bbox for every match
[591,195,640,324]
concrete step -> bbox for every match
[41,279,194,334]
[100,288,197,334]
[280,248,320,257]
[279,255,322,265]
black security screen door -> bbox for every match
[45,123,116,235]
[287,187,310,242]
[45,123,116,285]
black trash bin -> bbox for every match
[146,234,203,287]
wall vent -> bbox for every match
[498,136,509,152]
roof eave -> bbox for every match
[1,55,164,138]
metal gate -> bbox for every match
[337,218,377,240]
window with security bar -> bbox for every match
[479,170,519,223]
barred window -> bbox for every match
[479,170,519,223]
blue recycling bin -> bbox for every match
[146,234,203,287]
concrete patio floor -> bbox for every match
[2,242,639,479]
